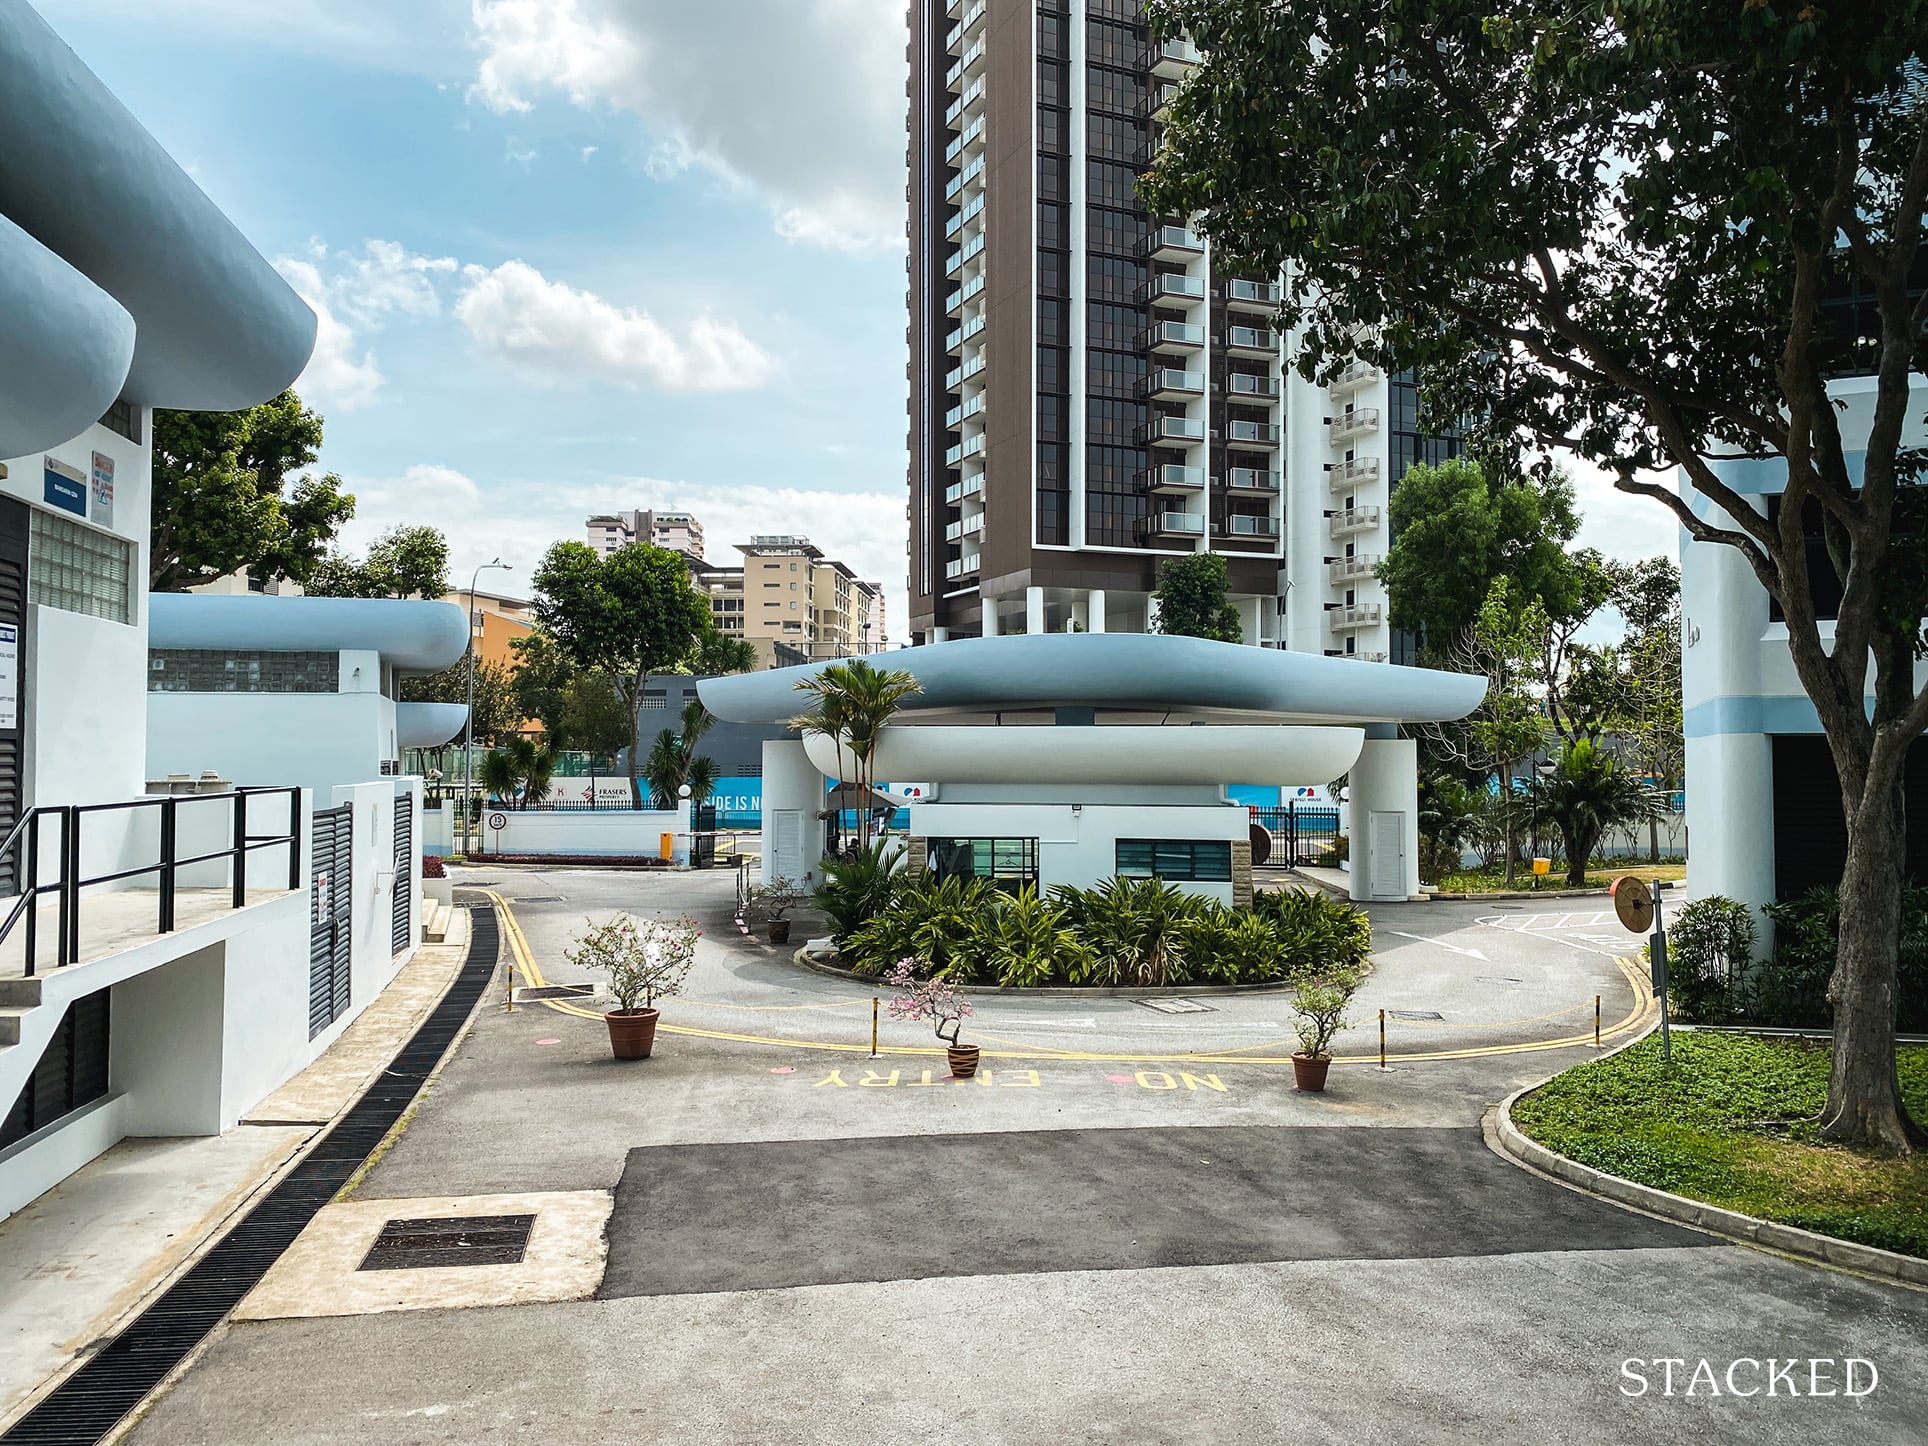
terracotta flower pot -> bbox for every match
[606,1007,660,1060]
[767,919,791,944]
[947,1043,981,1078]
[1292,1053,1331,1092]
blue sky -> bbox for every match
[37,0,919,630]
[35,0,1670,639]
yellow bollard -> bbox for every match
[871,996,880,1058]
[1595,994,1602,1048]
[1379,1008,1386,1070]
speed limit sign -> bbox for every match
[488,811,508,832]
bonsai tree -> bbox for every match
[886,955,974,1047]
[567,913,700,1014]
[749,876,806,923]
[1292,972,1360,1061]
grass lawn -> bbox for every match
[1436,861,1687,893]
[1513,1032,1928,1259]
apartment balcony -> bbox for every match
[945,551,981,581]
[1148,225,1205,262]
[944,473,984,505]
[1328,455,1380,493]
[943,393,985,428]
[944,312,986,352]
[1222,513,1280,538]
[1225,467,1280,494]
[1143,80,1182,122]
[944,270,986,316]
[943,75,986,128]
[1152,37,1202,80]
[1328,408,1380,444]
[944,153,984,202]
[1143,272,1207,306]
[944,192,985,239]
[943,434,985,467]
[1329,603,1383,632]
[1140,414,1207,446]
[1226,371,1281,400]
[1328,504,1381,539]
[944,231,985,276]
[944,37,986,91]
[944,513,985,542]
[1342,650,1390,663]
[1148,320,1206,354]
[1224,324,1275,358]
[1144,463,1208,496]
[1146,367,1206,401]
[1328,554,1383,585]
[1327,359,1381,398]
[1225,278,1282,311]
[944,114,985,164]
[1152,510,1207,538]
[944,352,987,389]
[1225,419,1281,450]
[945,0,986,54]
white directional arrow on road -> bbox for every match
[1384,929,1488,960]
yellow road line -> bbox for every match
[483,893,1660,1067]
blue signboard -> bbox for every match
[42,457,87,518]
[711,777,763,830]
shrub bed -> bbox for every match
[1513,1033,1928,1259]
[828,871,1370,989]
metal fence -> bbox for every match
[1246,804,1342,869]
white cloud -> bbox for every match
[274,257,387,411]
[273,241,459,410]
[580,145,599,162]
[452,259,777,391]
[467,0,908,254]
[338,468,908,644]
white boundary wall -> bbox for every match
[478,805,691,859]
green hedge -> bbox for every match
[837,874,1370,989]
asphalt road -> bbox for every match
[111,866,1928,1445]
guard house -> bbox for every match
[699,634,1485,903]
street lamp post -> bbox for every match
[462,558,512,857]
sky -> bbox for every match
[37,0,1673,640]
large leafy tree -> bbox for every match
[150,390,355,591]
[1153,551,1242,641]
[305,525,450,599]
[1379,459,1595,653]
[530,541,711,807]
[1143,0,1928,1150]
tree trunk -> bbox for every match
[1823,772,1924,1152]
[1501,765,1516,887]
[626,686,644,810]
[1649,813,1660,865]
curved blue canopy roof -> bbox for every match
[149,595,470,674]
[699,634,1486,725]
[0,3,315,456]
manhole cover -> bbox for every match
[1135,997,1217,1015]
[512,896,564,903]
[1385,1009,1445,1022]
[515,984,596,1001]
[360,1214,535,1271]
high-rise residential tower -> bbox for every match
[906,1,1456,658]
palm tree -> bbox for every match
[792,659,922,843]
[1417,772,1482,883]
[1537,738,1662,886]
[641,700,717,808]
[482,738,557,808]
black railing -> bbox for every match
[1,787,303,977]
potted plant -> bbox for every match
[750,875,806,944]
[1290,972,1359,1091]
[886,956,978,1077]
[421,853,453,908]
[566,913,700,1060]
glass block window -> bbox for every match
[148,650,340,693]
[927,837,1040,893]
[29,509,135,625]
[1116,839,1234,883]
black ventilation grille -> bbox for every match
[0,902,501,1445]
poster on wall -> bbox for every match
[42,456,87,518]
[89,451,114,527]
[0,623,16,731]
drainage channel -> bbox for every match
[1,898,502,1446]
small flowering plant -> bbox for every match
[567,913,701,1013]
[886,956,973,1046]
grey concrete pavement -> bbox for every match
[104,867,1928,1444]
